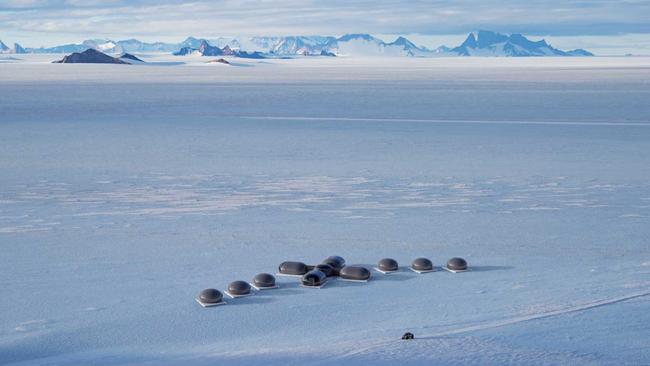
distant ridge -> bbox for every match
[9,31,594,57]
[173,39,266,58]
[449,30,593,57]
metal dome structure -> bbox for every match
[340,266,371,282]
[322,256,346,271]
[301,269,328,288]
[411,257,434,273]
[445,257,469,272]
[376,258,399,273]
[315,263,336,277]
[226,280,253,298]
[278,261,309,276]
[196,288,226,307]
[252,273,278,289]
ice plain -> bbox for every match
[1,55,650,365]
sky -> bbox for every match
[1,0,650,54]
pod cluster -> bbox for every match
[197,256,468,307]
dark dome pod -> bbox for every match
[278,261,309,275]
[198,288,223,304]
[228,281,252,296]
[411,257,434,272]
[301,270,328,287]
[253,273,276,288]
[447,257,468,271]
[315,263,335,277]
[377,258,399,272]
[340,266,371,281]
[322,256,346,271]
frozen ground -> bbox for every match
[1,55,650,365]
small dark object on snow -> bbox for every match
[402,332,414,340]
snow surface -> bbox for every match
[1,55,650,365]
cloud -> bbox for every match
[1,0,649,44]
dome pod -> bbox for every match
[252,273,277,289]
[278,261,309,276]
[315,263,336,277]
[226,280,252,298]
[377,258,399,273]
[322,256,346,271]
[411,257,434,273]
[340,266,371,281]
[301,270,328,288]
[446,257,468,272]
[196,288,225,307]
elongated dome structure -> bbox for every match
[228,281,252,296]
[253,273,276,288]
[198,288,223,304]
[279,261,309,276]
[315,263,335,277]
[302,270,328,287]
[411,257,434,272]
[340,266,371,281]
[322,256,346,271]
[446,257,468,271]
[377,258,399,272]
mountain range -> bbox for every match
[0,31,593,57]
[0,40,26,54]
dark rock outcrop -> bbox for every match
[53,49,128,64]
[119,53,144,63]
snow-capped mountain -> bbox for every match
[0,40,9,53]
[14,31,594,57]
[13,43,26,54]
[173,39,265,59]
[447,31,593,57]
[295,34,430,57]
[0,40,27,54]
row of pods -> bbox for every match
[197,256,468,307]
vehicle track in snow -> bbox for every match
[332,290,650,360]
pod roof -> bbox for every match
[322,256,346,270]
[378,258,399,272]
[447,257,468,271]
[411,257,433,271]
[302,269,327,287]
[228,280,252,295]
[279,261,309,275]
[340,266,371,281]
[315,263,336,277]
[199,288,223,304]
[253,273,276,288]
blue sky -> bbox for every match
[1,0,649,53]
